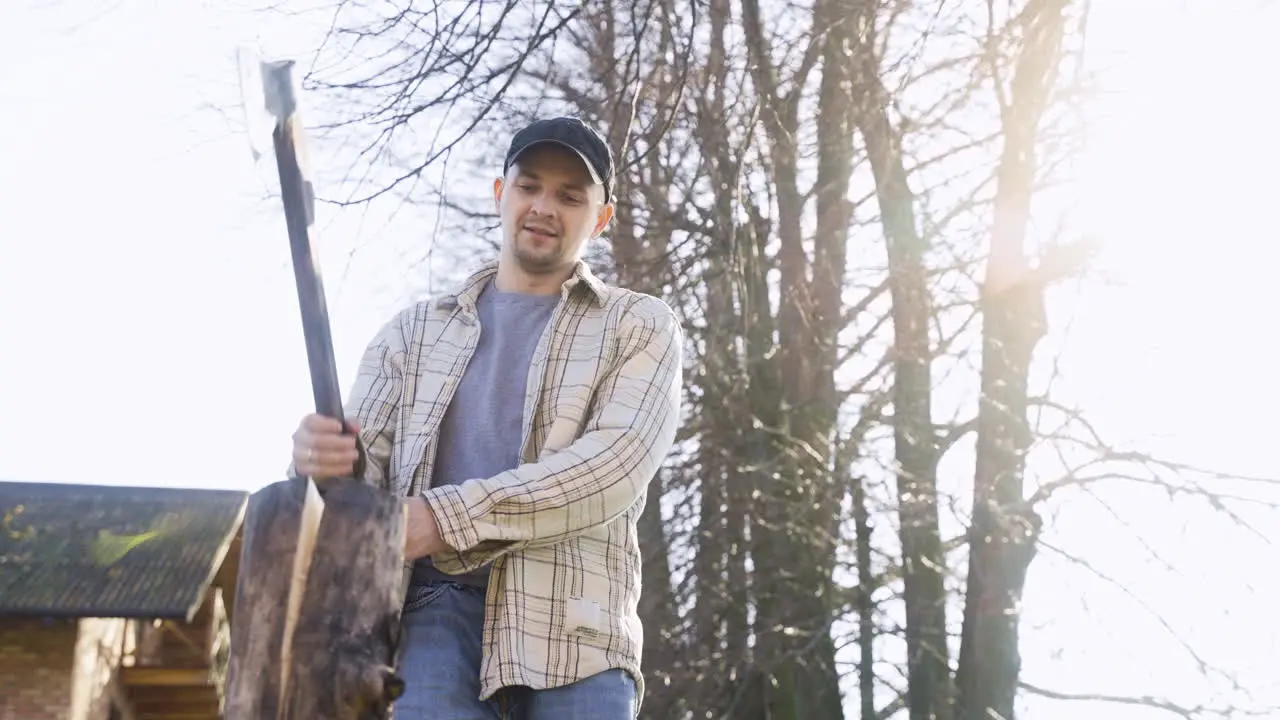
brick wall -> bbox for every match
[0,616,78,720]
[0,617,136,720]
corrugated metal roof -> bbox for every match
[0,481,247,620]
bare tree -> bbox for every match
[846,1,951,717]
[954,3,1086,718]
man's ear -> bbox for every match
[591,202,615,238]
[493,178,504,212]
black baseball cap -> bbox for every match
[504,116,615,201]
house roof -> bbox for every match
[0,481,247,621]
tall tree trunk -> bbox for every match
[955,2,1071,718]
[604,97,682,720]
[694,253,733,714]
[690,0,743,712]
[733,194,781,720]
[739,0,851,716]
[853,472,878,720]
[613,191,682,718]
[616,182,683,720]
[807,4,857,716]
[737,0,808,711]
[849,3,951,718]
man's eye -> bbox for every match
[564,195,585,205]
[518,184,538,192]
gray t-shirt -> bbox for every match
[410,280,559,589]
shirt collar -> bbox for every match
[437,259,608,310]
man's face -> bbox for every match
[495,143,611,276]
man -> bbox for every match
[288,116,683,719]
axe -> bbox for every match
[222,48,406,720]
[236,49,355,452]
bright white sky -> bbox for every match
[0,0,1276,718]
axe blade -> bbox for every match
[235,45,273,162]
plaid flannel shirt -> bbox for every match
[342,259,682,707]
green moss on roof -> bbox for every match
[0,481,247,620]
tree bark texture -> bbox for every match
[849,2,952,717]
[740,0,853,715]
[956,2,1071,719]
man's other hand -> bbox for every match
[405,498,447,560]
[292,413,361,480]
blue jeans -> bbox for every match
[393,581,637,720]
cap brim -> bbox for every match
[509,140,604,187]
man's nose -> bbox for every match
[530,192,555,215]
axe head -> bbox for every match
[236,45,300,162]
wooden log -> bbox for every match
[224,477,317,719]
[223,477,406,720]
[283,479,407,718]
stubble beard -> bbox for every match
[513,232,569,275]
